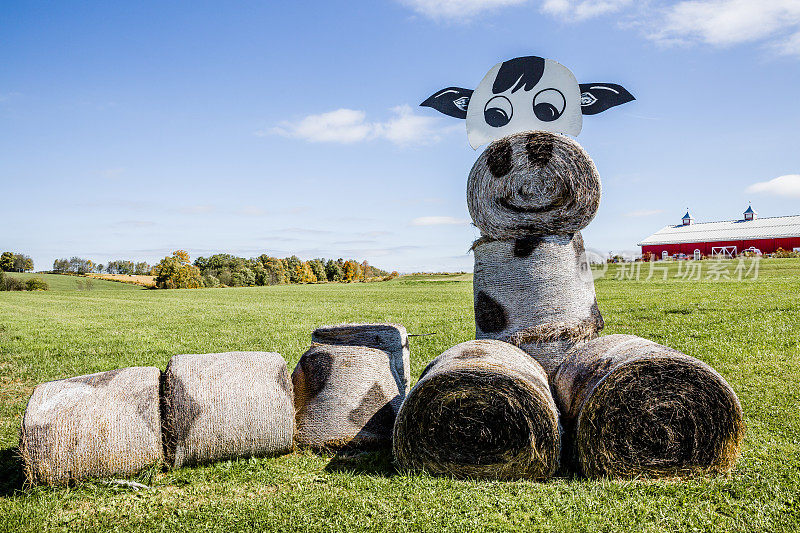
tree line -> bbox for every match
[51,257,152,275]
[0,252,34,272]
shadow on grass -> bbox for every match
[324,448,397,478]
[0,447,26,497]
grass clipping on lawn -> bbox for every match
[162,352,295,468]
[393,340,560,480]
[553,334,744,478]
[20,367,163,485]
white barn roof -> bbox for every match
[638,215,800,246]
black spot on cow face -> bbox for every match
[526,132,554,167]
[487,138,513,178]
[300,349,333,398]
[513,236,543,258]
[475,291,507,334]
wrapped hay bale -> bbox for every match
[393,340,560,480]
[20,367,163,485]
[311,323,410,392]
[293,334,409,451]
[467,131,601,240]
[162,351,294,467]
[553,334,744,478]
[473,233,603,377]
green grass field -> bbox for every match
[1,261,799,532]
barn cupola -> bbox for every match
[681,210,694,226]
[744,204,757,221]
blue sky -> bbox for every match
[2,0,799,272]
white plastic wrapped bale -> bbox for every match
[20,367,163,485]
[553,335,744,478]
[162,352,295,468]
[472,233,603,377]
[293,328,409,451]
[393,340,561,480]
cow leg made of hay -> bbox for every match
[393,340,561,480]
[294,323,410,452]
[552,334,744,478]
[20,367,163,486]
[162,351,295,468]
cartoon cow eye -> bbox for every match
[533,88,566,122]
[484,96,513,128]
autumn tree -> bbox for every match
[325,259,343,282]
[0,252,14,272]
[153,250,202,289]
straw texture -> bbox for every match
[553,335,744,478]
[393,340,561,480]
[473,233,603,377]
[162,351,295,468]
[467,130,601,240]
[293,336,408,451]
[20,367,163,485]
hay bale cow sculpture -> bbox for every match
[412,55,743,478]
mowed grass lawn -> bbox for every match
[1,261,799,532]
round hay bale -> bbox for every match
[393,340,560,480]
[553,335,745,478]
[311,323,410,393]
[162,351,294,468]
[467,130,601,240]
[472,233,603,377]
[20,367,163,485]
[293,340,408,451]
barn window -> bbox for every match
[694,249,701,261]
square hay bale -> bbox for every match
[162,351,295,468]
[20,367,163,485]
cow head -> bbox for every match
[421,56,634,149]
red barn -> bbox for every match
[639,207,800,259]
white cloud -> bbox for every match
[271,105,447,146]
[399,0,528,20]
[411,216,470,226]
[541,0,632,21]
[650,0,800,55]
[746,174,800,198]
[624,209,665,217]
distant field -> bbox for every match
[5,272,145,292]
[85,272,156,287]
[1,260,798,532]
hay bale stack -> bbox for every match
[293,336,408,451]
[393,340,560,480]
[467,131,601,240]
[311,323,410,392]
[20,367,163,485]
[473,233,603,377]
[162,352,294,468]
[553,335,744,478]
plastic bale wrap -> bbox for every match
[472,233,603,377]
[553,334,744,478]
[20,367,163,485]
[293,335,409,451]
[162,351,295,468]
[466,131,601,240]
[393,340,561,480]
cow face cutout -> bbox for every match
[466,57,582,149]
[421,55,635,150]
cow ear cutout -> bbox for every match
[579,83,635,115]
[420,87,473,119]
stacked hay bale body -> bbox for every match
[394,340,560,480]
[20,367,163,485]
[162,351,295,467]
[553,335,744,477]
[293,324,410,451]
[468,131,604,376]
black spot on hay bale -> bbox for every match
[553,335,744,478]
[513,236,543,257]
[300,350,333,398]
[67,368,124,388]
[488,138,513,178]
[525,132,554,167]
[475,291,507,334]
[393,340,560,480]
